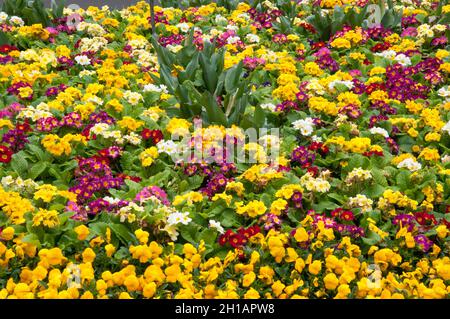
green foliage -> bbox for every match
[216,0,241,11]
[0,31,10,45]
[182,0,214,6]
[150,31,266,127]
[50,0,66,20]
[379,0,403,31]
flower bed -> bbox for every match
[0,1,449,299]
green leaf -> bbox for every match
[88,221,108,237]
[109,224,136,245]
[418,172,436,188]
[365,184,385,198]
[201,91,227,126]
[145,169,172,186]
[10,152,29,177]
[347,154,368,171]
[331,5,345,33]
[114,247,130,260]
[187,174,204,190]
[51,0,65,19]
[159,64,178,94]
[29,162,48,179]
[125,179,141,192]
[362,230,382,246]
[178,180,189,193]
[180,224,201,245]
[199,53,218,94]
[178,54,199,83]
[381,10,394,28]
[150,36,174,68]
[224,61,243,93]
[21,233,40,247]
[253,104,266,129]
[371,168,388,187]
[327,193,345,204]
[0,31,10,45]
[27,144,50,162]
[220,209,239,227]
[396,171,411,191]
[198,228,217,246]
[312,200,339,212]
[58,211,74,225]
